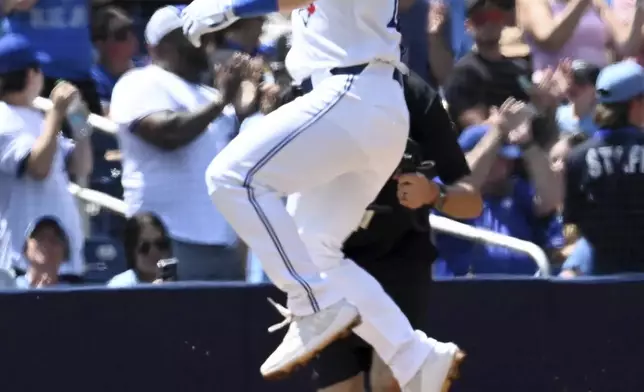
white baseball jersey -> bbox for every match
[285,0,402,83]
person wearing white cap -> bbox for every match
[109,6,249,281]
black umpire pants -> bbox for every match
[313,252,433,389]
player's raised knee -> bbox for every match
[205,156,246,197]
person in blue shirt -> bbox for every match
[565,60,644,275]
[90,5,139,115]
[559,237,594,278]
[435,119,565,276]
[3,0,105,117]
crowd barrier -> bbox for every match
[1,277,643,392]
[30,97,551,276]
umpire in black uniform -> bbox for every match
[565,60,644,275]
[311,70,484,392]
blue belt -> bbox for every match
[300,63,402,94]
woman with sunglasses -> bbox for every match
[91,6,140,115]
[107,212,172,287]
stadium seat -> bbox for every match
[89,209,126,238]
[83,236,127,283]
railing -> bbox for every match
[429,215,550,276]
[32,97,551,277]
[33,97,118,135]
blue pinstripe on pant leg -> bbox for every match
[243,75,356,313]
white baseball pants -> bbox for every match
[205,63,428,385]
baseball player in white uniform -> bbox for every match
[181,1,463,391]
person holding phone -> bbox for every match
[107,212,173,287]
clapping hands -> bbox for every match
[529,60,573,110]
[489,97,537,133]
[428,1,448,34]
[215,53,284,118]
[215,53,248,104]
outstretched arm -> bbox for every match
[229,0,311,16]
[182,0,311,46]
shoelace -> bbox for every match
[267,297,293,333]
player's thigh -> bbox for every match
[282,94,409,270]
[313,333,371,391]
[286,169,395,271]
[207,75,391,195]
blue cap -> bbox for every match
[0,34,50,74]
[595,60,644,104]
[23,216,69,259]
[24,216,67,240]
[458,124,521,159]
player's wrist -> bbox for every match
[230,0,279,18]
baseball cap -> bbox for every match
[145,5,187,46]
[458,124,521,159]
[25,216,68,240]
[23,216,69,257]
[596,60,644,104]
[0,34,50,74]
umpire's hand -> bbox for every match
[396,173,439,209]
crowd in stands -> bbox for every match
[2,0,644,289]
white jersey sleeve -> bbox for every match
[0,104,32,176]
[109,65,177,127]
[285,0,402,83]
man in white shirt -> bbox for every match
[0,220,17,289]
[109,6,247,281]
[0,33,92,280]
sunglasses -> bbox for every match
[138,238,170,255]
[470,9,506,25]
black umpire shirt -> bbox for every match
[342,70,471,266]
[565,127,644,274]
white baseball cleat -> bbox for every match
[261,298,361,380]
[402,331,465,392]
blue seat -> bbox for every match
[89,210,126,238]
[83,236,127,283]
